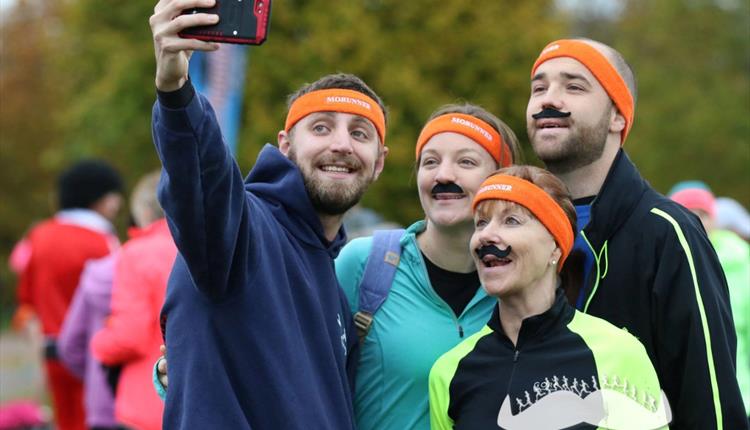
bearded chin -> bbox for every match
[536,114,610,175]
[288,146,374,216]
[304,175,369,215]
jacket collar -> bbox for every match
[56,208,116,235]
[128,218,170,240]
[488,288,574,347]
[583,149,649,248]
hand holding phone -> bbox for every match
[179,0,272,45]
[150,0,221,92]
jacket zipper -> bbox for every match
[412,242,466,338]
[504,349,521,401]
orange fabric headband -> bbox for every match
[472,174,574,270]
[531,39,634,144]
[285,89,386,144]
[415,114,512,167]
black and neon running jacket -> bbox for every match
[573,150,748,428]
[429,289,664,429]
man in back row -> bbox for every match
[149,0,387,428]
[526,38,748,428]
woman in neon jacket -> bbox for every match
[429,166,667,430]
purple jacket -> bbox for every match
[57,253,117,428]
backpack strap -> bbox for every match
[354,229,405,343]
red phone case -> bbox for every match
[179,0,272,45]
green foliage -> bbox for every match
[0,0,564,298]
[586,0,750,203]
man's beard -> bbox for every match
[288,147,376,216]
[530,108,611,175]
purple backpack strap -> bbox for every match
[354,229,405,343]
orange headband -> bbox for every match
[415,114,512,167]
[285,89,386,144]
[472,174,574,270]
[531,39,634,145]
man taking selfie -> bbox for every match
[149,0,388,428]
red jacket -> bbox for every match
[91,218,176,430]
[18,217,116,335]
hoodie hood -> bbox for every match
[245,144,347,258]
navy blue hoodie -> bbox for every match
[152,86,357,429]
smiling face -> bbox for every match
[526,56,620,175]
[417,132,499,229]
[470,200,561,299]
[280,111,386,215]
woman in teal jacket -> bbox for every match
[335,103,520,430]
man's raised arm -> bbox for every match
[149,0,249,299]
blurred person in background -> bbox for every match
[57,174,168,430]
[716,196,750,243]
[15,159,123,430]
[342,204,401,241]
[669,181,750,419]
[91,172,174,430]
[57,253,118,430]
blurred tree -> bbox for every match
[615,0,750,205]
[0,0,67,308]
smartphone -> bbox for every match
[179,0,272,45]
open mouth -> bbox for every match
[319,164,355,174]
[481,255,512,268]
[537,119,569,129]
[432,193,466,200]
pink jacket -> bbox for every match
[91,219,176,430]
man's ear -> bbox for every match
[609,109,626,134]
[278,130,291,157]
[372,145,389,181]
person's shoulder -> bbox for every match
[433,325,493,371]
[629,190,706,240]
[337,235,375,262]
[335,236,375,306]
[570,311,650,358]
[572,310,638,340]
[79,254,116,298]
[27,218,58,236]
[120,233,154,256]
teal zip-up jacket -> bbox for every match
[335,221,496,430]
